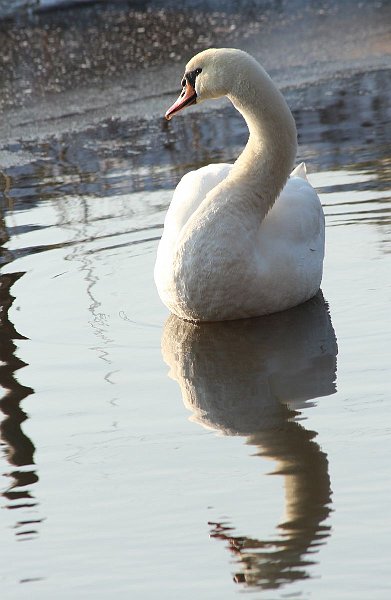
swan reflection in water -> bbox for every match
[161,292,337,590]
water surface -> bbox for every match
[0,69,390,598]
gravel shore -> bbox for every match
[0,1,390,139]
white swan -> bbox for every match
[155,48,324,321]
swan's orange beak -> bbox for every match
[165,82,197,120]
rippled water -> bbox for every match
[0,69,390,598]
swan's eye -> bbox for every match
[182,68,202,90]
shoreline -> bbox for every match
[0,62,389,154]
[0,0,390,164]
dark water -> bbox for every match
[0,63,390,598]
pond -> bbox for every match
[0,68,390,598]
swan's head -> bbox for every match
[165,48,255,120]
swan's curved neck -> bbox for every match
[225,68,297,219]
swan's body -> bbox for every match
[155,48,324,321]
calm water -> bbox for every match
[0,69,390,598]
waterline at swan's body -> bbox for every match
[154,49,325,321]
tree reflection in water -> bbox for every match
[0,209,39,539]
[162,292,337,590]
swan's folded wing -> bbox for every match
[161,163,232,243]
[290,162,308,180]
[264,177,324,246]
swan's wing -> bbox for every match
[290,161,307,180]
[155,163,232,294]
[258,168,324,287]
[264,170,323,247]
[162,163,232,242]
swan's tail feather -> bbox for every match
[291,162,308,180]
